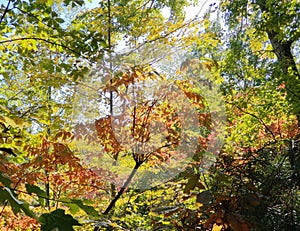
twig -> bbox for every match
[227,101,277,142]
[0,0,11,23]
[0,37,88,59]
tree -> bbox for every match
[221,0,300,122]
[1,0,299,230]
[197,0,300,230]
[0,0,214,230]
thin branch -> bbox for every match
[0,37,88,59]
[1,186,80,204]
[103,161,141,214]
[227,101,277,142]
[253,49,275,55]
[124,16,203,57]
[0,0,11,23]
[14,6,61,33]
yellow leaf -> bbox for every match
[212,224,223,231]
[135,70,142,77]
[4,117,16,127]
[14,118,24,126]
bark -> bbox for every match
[256,2,300,227]
[257,0,300,123]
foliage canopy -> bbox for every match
[0,0,299,230]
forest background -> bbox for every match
[0,0,299,230]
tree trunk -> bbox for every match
[257,0,300,124]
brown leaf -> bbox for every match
[226,213,250,231]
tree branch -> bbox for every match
[0,0,11,23]
[227,101,277,142]
[103,161,141,215]
[0,37,87,59]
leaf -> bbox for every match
[135,70,142,76]
[62,198,99,218]
[0,172,12,187]
[25,184,47,206]
[196,190,212,206]
[70,199,99,218]
[226,213,250,231]
[3,116,16,127]
[65,203,80,214]
[212,224,223,231]
[184,176,197,194]
[183,173,205,194]
[245,194,261,207]
[39,209,81,231]
[17,200,38,219]
[0,187,37,219]
[56,18,65,23]
[13,118,24,127]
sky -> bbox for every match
[82,0,220,51]
[85,0,219,20]
[0,0,219,22]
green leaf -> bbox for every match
[0,187,37,219]
[17,200,38,219]
[25,184,47,206]
[39,209,81,231]
[65,203,80,214]
[183,173,205,194]
[0,187,10,204]
[56,18,65,23]
[0,172,12,187]
[63,198,99,218]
